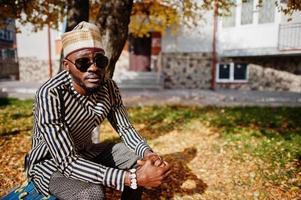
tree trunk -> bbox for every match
[95,0,133,78]
[58,0,89,72]
[66,0,89,31]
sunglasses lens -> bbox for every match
[94,54,108,69]
[73,54,108,72]
[75,57,91,72]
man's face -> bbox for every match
[64,48,108,95]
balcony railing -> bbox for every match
[278,23,301,51]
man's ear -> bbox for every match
[63,60,69,71]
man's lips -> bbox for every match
[86,76,101,81]
[87,78,100,82]
[85,75,101,82]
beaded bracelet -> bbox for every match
[129,168,138,189]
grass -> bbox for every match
[1,98,300,198]
[0,98,33,136]
[127,105,301,192]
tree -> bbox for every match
[58,0,89,72]
[94,0,133,78]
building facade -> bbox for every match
[0,19,18,80]
[217,0,301,92]
[16,23,61,82]
[160,0,301,92]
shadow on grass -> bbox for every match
[106,147,207,199]
[0,97,11,107]
[143,147,207,199]
[0,97,33,107]
[128,105,208,141]
[202,106,301,138]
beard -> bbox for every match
[70,72,105,95]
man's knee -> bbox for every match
[75,184,105,200]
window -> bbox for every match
[216,63,248,82]
[218,63,231,79]
[234,63,247,80]
[0,30,13,41]
[3,30,8,40]
[1,49,6,59]
[223,5,236,27]
[0,30,3,39]
[1,49,15,59]
[241,0,254,25]
[258,0,275,24]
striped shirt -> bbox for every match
[27,70,151,196]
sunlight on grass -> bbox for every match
[0,98,300,198]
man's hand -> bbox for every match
[143,150,164,167]
[135,159,171,188]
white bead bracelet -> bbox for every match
[129,168,138,189]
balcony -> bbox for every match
[278,23,301,51]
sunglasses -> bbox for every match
[65,53,109,72]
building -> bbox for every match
[16,23,61,82]
[159,0,301,92]
[0,19,18,80]
[218,0,301,91]
[15,1,301,92]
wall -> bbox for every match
[161,52,301,91]
[161,52,212,89]
[19,57,60,82]
[219,0,281,53]
[228,55,301,74]
[17,23,61,61]
[161,11,214,53]
[16,23,62,82]
[217,64,301,92]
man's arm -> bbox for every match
[107,80,152,158]
[36,88,126,191]
[106,80,171,188]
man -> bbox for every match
[26,21,170,199]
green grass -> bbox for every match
[128,106,301,188]
[0,98,33,135]
[1,98,301,188]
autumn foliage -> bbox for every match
[1,0,299,36]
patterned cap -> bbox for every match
[62,21,104,58]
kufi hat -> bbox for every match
[62,21,104,58]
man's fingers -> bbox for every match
[161,161,171,171]
[137,159,146,166]
[163,168,172,178]
[154,159,164,167]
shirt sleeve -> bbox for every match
[36,87,126,191]
[107,80,152,158]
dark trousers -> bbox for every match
[49,143,142,200]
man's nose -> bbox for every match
[87,62,98,72]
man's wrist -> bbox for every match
[124,169,138,189]
[143,149,154,159]
[129,169,138,189]
[124,171,131,186]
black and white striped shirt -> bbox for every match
[27,70,151,196]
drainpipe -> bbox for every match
[47,1,53,78]
[48,25,53,78]
[211,0,218,90]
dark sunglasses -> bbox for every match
[65,53,109,72]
